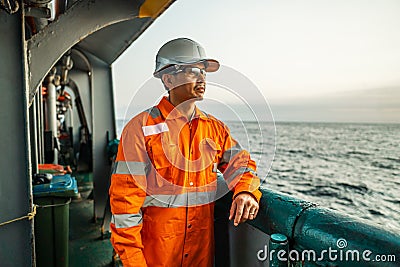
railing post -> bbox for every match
[269,233,289,267]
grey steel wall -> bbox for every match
[0,7,34,266]
[229,223,270,267]
[85,51,116,219]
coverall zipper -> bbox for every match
[182,116,195,265]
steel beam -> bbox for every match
[85,51,116,219]
[0,7,33,266]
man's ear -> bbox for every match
[161,74,173,90]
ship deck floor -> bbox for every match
[69,191,115,267]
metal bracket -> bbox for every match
[0,0,19,14]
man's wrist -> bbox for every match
[233,191,258,202]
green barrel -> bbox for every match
[34,197,70,267]
[33,174,78,267]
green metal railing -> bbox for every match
[248,188,400,266]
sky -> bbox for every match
[112,0,400,123]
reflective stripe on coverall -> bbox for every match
[109,96,262,267]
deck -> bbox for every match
[68,189,118,267]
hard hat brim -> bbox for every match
[153,59,220,78]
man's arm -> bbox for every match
[229,191,259,226]
[109,118,148,267]
[218,126,262,226]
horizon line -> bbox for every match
[115,118,400,125]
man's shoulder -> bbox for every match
[123,106,161,129]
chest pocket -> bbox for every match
[148,133,177,187]
[200,138,221,175]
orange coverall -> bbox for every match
[110,96,261,266]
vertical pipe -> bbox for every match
[67,102,74,153]
[67,102,73,128]
[30,95,39,174]
[50,0,57,20]
[47,82,58,164]
[37,85,45,163]
[269,234,289,267]
[22,4,36,266]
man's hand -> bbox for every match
[229,192,259,226]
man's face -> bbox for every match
[163,62,207,103]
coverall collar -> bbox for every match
[157,96,209,121]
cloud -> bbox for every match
[269,87,400,123]
[116,86,399,123]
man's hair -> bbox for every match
[161,79,170,93]
[160,67,177,93]
[159,72,173,94]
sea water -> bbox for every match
[229,121,400,233]
[117,120,399,233]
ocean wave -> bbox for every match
[384,157,400,163]
[346,150,371,156]
[368,209,384,216]
[371,161,397,170]
[336,182,369,194]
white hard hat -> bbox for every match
[153,38,220,78]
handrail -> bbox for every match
[248,188,400,266]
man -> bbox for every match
[109,38,262,267]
